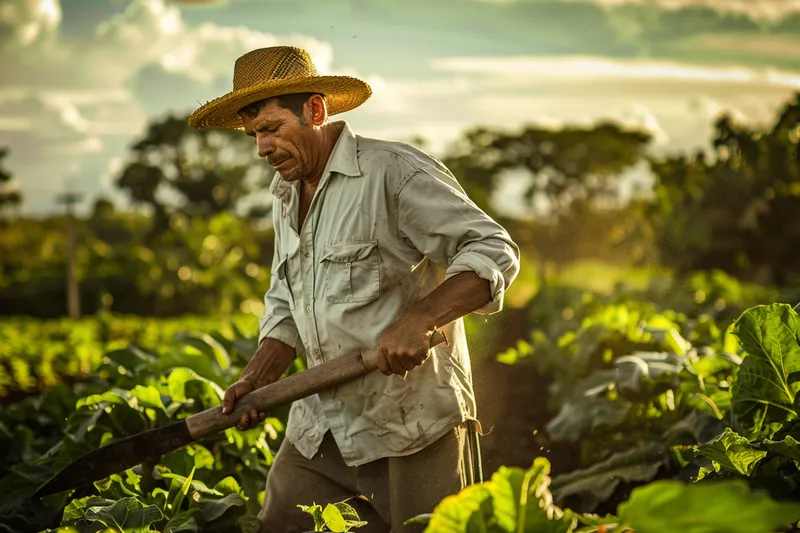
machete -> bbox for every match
[33,329,447,498]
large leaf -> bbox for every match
[694,427,767,476]
[763,435,800,462]
[196,493,247,523]
[546,399,630,442]
[614,351,683,400]
[730,304,800,436]
[103,345,159,374]
[164,509,202,533]
[617,479,800,533]
[423,458,575,533]
[174,332,232,374]
[423,485,501,532]
[167,368,224,410]
[550,442,667,511]
[62,496,163,532]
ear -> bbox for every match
[308,94,328,126]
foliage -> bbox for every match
[0,209,274,318]
[0,319,303,533]
[0,313,254,397]
[499,294,800,522]
[413,457,800,533]
[0,147,21,216]
[647,92,800,285]
[298,500,368,532]
[115,113,274,239]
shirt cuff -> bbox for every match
[445,251,506,315]
[258,316,300,350]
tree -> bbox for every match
[0,147,22,219]
[441,121,653,283]
[647,92,800,285]
[115,114,274,239]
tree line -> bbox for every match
[0,91,798,318]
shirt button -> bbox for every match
[345,262,351,268]
[305,304,312,313]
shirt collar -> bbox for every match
[269,120,361,203]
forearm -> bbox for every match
[240,338,296,388]
[407,271,492,331]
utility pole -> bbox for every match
[56,191,83,319]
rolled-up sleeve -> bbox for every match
[258,212,300,349]
[396,165,520,315]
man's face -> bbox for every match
[239,98,314,182]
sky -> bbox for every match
[2,0,800,215]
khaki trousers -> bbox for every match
[257,424,468,533]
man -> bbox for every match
[189,46,520,532]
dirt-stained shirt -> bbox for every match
[258,120,520,466]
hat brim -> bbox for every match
[188,75,372,130]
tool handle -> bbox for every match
[185,329,447,440]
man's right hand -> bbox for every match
[221,337,296,431]
[222,379,266,431]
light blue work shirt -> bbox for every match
[258,120,520,466]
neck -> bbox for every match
[303,121,344,189]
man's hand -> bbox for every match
[375,313,436,376]
[220,337,296,431]
[222,379,266,430]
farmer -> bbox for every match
[188,46,520,532]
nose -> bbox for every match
[256,134,276,159]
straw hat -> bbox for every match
[188,46,372,130]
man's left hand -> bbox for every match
[375,314,435,376]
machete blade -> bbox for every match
[33,419,194,498]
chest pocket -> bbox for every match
[320,240,381,304]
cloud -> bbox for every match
[0,0,362,213]
[347,54,799,161]
[429,56,800,89]
[0,0,61,50]
[565,0,800,21]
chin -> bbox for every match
[280,167,305,182]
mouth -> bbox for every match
[271,158,291,171]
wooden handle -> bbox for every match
[185,329,448,440]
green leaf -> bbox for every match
[62,496,163,532]
[175,332,231,373]
[104,346,158,373]
[546,399,630,442]
[550,442,667,511]
[516,459,575,533]
[730,303,800,435]
[164,510,202,533]
[322,503,347,532]
[298,503,325,530]
[617,479,800,533]
[614,351,683,399]
[423,484,499,533]
[172,466,195,514]
[167,368,224,409]
[129,385,166,412]
[423,459,574,533]
[62,496,116,523]
[212,476,242,496]
[762,435,800,462]
[196,493,246,523]
[694,427,767,476]
[332,501,368,530]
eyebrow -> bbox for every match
[246,119,282,137]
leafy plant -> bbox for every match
[298,500,368,532]
[413,457,800,533]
